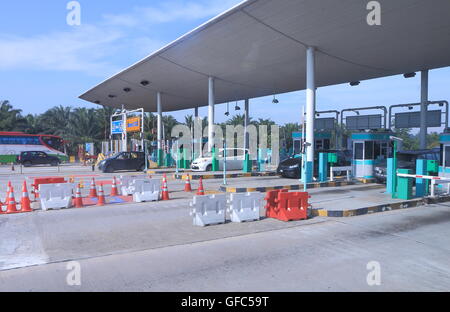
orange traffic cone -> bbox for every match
[110,177,119,196]
[73,184,84,208]
[89,178,98,198]
[6,186,18,214]
[196,178,205,196]
[97,183,106,206]
[184,175,193,192]
[20,181,32,213]
[161,176,170,201]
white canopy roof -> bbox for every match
[79,0,450,112]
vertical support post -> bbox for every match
[122,109,128,152]
[244,99,250,150]
[157,92,164,167]
[304,46,316,183]
[193,107,199,160]
[318,153,328,183]
[420,70,429,149]
[243,99,252,173]
[392,141,398,198]
[416,159,428,197]
[208,77,215,152]
[386,158,394,194]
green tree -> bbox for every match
[39,105,72,136]
[0,100,28,131]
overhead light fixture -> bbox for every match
[408,106,414,110]
[108,94,116,98]
[123,87,131,93]
[140,80,150,86]
[235,102,241,111]
[439,102,444,107]
[403,72,416,78]
[350,81,360,86]
[272,95,279,104]
[94,100,101,104]
[316,113,320,117]
[225,103,230,116]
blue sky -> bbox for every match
[1,0,449,129]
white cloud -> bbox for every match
[0,25,123,76]
[103,0,242,27]
[0,0,242,76]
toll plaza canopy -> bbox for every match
[79,0,450,112]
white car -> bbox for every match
[191,148,248,171]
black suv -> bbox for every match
[277,149,352,179]
[98,152,146,173]
[17,151,61,167]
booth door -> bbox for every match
[353,142,364,178]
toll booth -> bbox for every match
[292,132,331,156]
[351,132,393,179]
[439,132,450,178]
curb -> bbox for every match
[175,171,277,180]
[312,195,450,217]
[220,180,356,193]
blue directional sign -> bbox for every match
[111,120,124,134]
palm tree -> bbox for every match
[0,100,28,131]
[23,114,44,134]
[39,105,72,136]
[67,108,101,143]
[184,115,194,130]
[162,115,179,140]
[281,122,300,150]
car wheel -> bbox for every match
[206,164,212,172]
[23,161,32,167]
[137,164,145,172]
[104,166,114,173]
[50,160,59,167]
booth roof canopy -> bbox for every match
[79,0,450,112]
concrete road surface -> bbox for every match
[1,201,450,291]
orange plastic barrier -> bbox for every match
[265,190,309,222]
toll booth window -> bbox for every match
[445,146,450,167]
[293,140,301,155]
[355,143,364,159]
[364,141,374,160]
[316,140,323,150]
[374,142,381,159]
[381,142,390,158]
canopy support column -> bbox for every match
[157,92,164,166]
[303,46,316,183]
[244,99,250,150]
[420,70,429,149]
[208,77,215,152]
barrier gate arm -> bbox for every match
[396,173,450,197]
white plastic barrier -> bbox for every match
[39,183,75,211]
[227,192,263,223]
[189,194,227,227]
[330,166,353,182]
[133,179,161,203]
[120,175,149,195]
